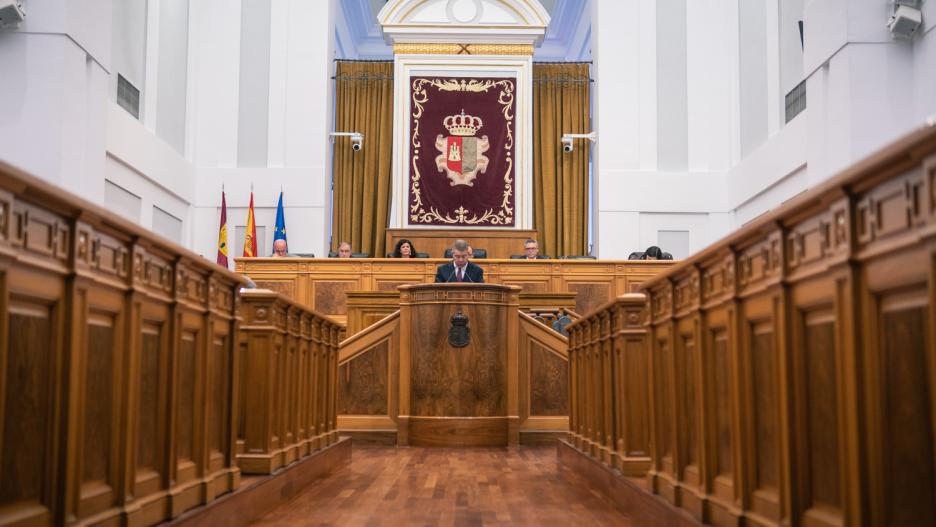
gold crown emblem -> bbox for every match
[443,110,483,137]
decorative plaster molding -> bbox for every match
[394,43,534,55]
[378,0,550,46]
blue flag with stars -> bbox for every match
[273,191,287,251]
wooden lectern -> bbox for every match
[397,283,522,446]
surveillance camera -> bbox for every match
[351,133,363,152]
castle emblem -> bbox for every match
[435,110,490,186]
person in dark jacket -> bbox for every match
[391,239,417,258]
[435,239,484,283]
[643,246,664,260]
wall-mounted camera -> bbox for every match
[329,131,364,152]
[562,136,574,153]
[560,132,597,154]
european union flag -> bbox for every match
[273,191,287,251]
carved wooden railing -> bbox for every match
[564,123,936,527]
[0,161,245,525]
[236,289,341,474]
[566,294,651,476]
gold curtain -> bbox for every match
[331,61,394,257]
[532,63,591,257]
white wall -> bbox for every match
[590,0,936,260]
[190,0,337,265]
[5,0,936,265]
[592,0,735,260]
[0,0,111,203]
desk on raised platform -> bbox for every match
[234,258,674,322]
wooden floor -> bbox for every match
[251,445,638,526]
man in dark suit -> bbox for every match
[522,238,548,259]
[435,239,484,283]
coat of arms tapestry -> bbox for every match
[409,77,516,226]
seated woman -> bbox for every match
[642,246,664,260]
[391,239,417,258]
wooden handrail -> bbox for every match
[518,311,569,360]
[339,310,400,364]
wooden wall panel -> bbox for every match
[802,315,840,511]
[339,341,389,415]
[656,334,674,466]
[1,304,54,515]
[85,319,116,479]
[136,327,163,483]
[313,281,357,316]
[529,345,567,416]
[880,304,935,525]
[209,334,231,461]
[254,280,296,300]
[177,332,198,464]
[410,303,507,417]
[623,337,649,458]
[385,227,538,258]
[567,282,611,317]
[711,331,733,477]
[677,333,698,470]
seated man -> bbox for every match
[272,239,290,257]
[337,241,352,258]
[435,239,484,283]
[522,238,548,259]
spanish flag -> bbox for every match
[243,191,258,257]
[216,189,228,267]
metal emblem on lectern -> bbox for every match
[448,310,470,348]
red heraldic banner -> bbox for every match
[409,77,516,227]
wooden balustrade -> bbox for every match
[0,161,245,525]
[567,294,652,476]
[236,289,341,474]
[0,161,348,527]
[561,123,936,527]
